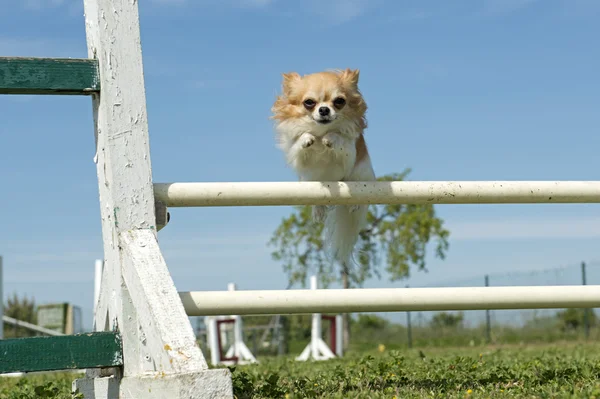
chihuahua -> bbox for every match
[271,68,376,268]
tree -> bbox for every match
[430,312,464,329]
[268,168,450,349]
[556,308,597,331]
[3,293,37,338]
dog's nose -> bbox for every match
[318,106,330,116]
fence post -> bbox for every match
[485,275,491,344]
[405,285,412,348]
[582,262,590,340]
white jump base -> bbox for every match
[180,285,600,316]
[154,181,600,207]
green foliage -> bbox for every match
[355,314,389,330]
[430,312,465,329]
[241,310,600,358]
[268,169,450,289]
[347,311,600,352]
[556,308,597,331]
[3,293,37,338]
[0,373,82,399]
[224,343,600,398]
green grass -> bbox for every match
[3,342,600,398]
[0,372,82,399]
[229,342,600,398]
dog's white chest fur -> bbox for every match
[275,119,359,182]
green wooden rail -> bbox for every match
[0,57,100,95]
[0,332,123,374]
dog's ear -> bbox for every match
[281,72,301,96]
[340,68,360,88]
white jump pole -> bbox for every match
[2,315,64,337]
[154,181,600,207]
[296,276,336,361]
[207,316,220,366]
[228,283,240,360]
[180,285,600,316]
[310,276,322,358]
[335,314,343,357]
[0,255,3,339]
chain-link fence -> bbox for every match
[394,261,600,347]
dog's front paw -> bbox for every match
[301,134,315,148]
[322,132,341,149]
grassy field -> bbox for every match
[2,342,600,398]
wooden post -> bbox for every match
[73,0,232,397]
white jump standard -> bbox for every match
[296,276,343,362]
[73,0,232,397]
[206,283,257,366]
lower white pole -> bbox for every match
[207,316,220,365]
[228,283,242,359]
[335,314,343,357]
[310,276,320,359]
[181,285,600,316]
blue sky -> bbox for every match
[1,0,600,330]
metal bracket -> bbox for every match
[155,200,170,232]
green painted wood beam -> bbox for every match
[0,57,100,95]
[0,332,123,373]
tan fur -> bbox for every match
[355,133,368,164]
[271,68,377,268]
[271,68,369,169]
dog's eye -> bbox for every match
[303,99,316,109]
[333,97,346,108]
